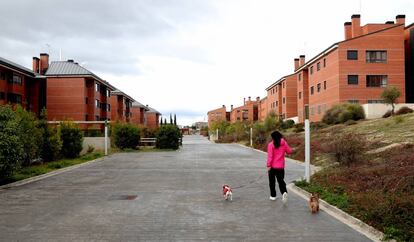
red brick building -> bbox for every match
[43,57,116,121]
[294,15,407,122]
[229,97,259,123]
[258,97,268,121]
[110,89,134,123]
[0,56,45,116]
[130,101,149,126]
[207,105,230,128]
[266,73,297,120]
[145,105,161,129]
[405,21,414,103]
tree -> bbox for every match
[174,114,177,126]
[164,118,167,125]
[160,118,163,126]
[38,109,62,161]
[381,86,401,116]
[60,121,84,158]
[170,114,173,124]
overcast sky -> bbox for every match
[1,0,413,125]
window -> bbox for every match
[323,58,326,67]
[324,81,327,90]
[8,74,22,85]
[366,51,387,63]
[368,100,385,103]
[366,75,387,87]
[95,99,100,108]
[317,83,321,92]
[85,114,88,121]
[106,89,111,97]
[348,100,359,104]
[298,73,301,81]
[318,105,321,114]
[317,62,320,71]
[0,71,5,80]
[310,86,314,95]
[311,107,315,115]
[310,66,314,74]
[299,92,302,99]
[276,101,278,107]
[282,82,285,88]
[0,92,4,100]
[7,93,22,104]
[242,110,248,119]
[85,97,88,104]
[95,115,100,121]
[347,50,358,60]
[283,97,285,104]
[107,104,111,112]
[348,75,359,85]
[95,83,100,92]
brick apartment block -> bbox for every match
[130,101,149,126]
[266,72,297,120]
[229,97,259,123]
[110,89,135,122]
[405,22,414,103]
[258,97,268,121]
[144,105,161,129]
[0,56,45,116]
[207,105,230,128]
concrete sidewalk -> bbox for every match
[0,135,371,241]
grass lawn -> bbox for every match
[0,152,104,186]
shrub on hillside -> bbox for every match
[264,112,281,132]
[112,123,140,150]
[38,109,62,161]
[60,121,84,158]
[322,103,365,125]
[156,124,181,150]
[281,119,295,130]
[0,105,25,178]
[293,123,304,133]
[329,132,366,167]
[253,122,267,145]
[395,106,413,116]
[382,110,392,118]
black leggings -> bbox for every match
[268,168,287,197]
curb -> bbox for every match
[0,155,110,191]
[287,183,389,242]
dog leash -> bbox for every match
[231,174,265,190]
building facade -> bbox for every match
[207,105,230,128]
[229,97,259,123]
[145,106,161,129]
[110,89,134,123]
[130,101,149,126]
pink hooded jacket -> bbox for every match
[267,138,292,169]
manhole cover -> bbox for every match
[108,195,138,201]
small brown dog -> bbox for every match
[309,193,320,213]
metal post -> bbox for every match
[104,120,108,156]
[250,127,253,147]
[216,129,219,141]
[304,105,311,183]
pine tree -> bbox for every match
[160,118,163,126]
[170,114,173,124]
[164,118,167,125]
[174,114,177,126]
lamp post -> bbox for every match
[304,105,311,182]
[104,119,108,156]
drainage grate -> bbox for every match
[108,195,138,201]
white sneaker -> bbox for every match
[282,192,288,203]
[269,196,277,201]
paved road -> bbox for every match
[0,135,370,241]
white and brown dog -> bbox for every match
[222,184,232,201]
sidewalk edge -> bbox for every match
[288,183,390,242]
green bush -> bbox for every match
[60,121,84,158]
[112,123,140,150]
[293,123,305,133]
[264,112,281,132]
[0,105,24,178]
[156,124,181,150]
[322,103,365,125]
[38,109,62,161]
[15,106,42,165]
[281,119,295,130]
[395,106,413,116]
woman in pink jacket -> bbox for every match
[267,131,292,202]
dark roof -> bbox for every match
[0,56,38,77]
[132,101,149,110]
[111,89,136,102]
[145,106,161,114]
[45,61,115,90]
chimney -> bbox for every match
[256,96,260,102]
[67,59,74,62]
[396,15,406,25]
[248,96,251,102]
[222,105,225,108]
[40,53,49,75]
[231,105,233,110]
[243,98,246,105]
[32,57,40,73]
[385,21,394,24]
[294,58,299,71]
[344,22,352,40]
[299,55,305,67]
[351,14,361,38]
